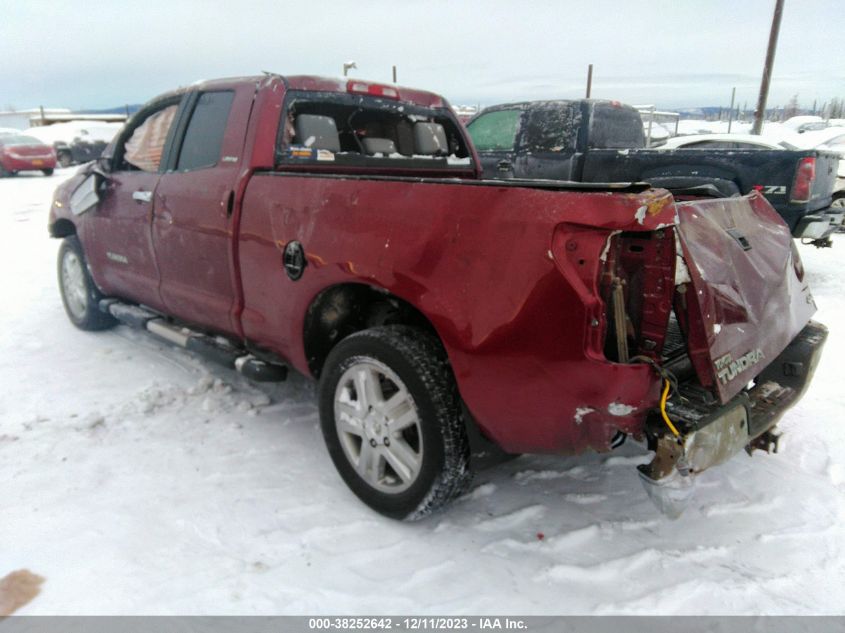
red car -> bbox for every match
[48,75,825,519]
[0,135,57,176]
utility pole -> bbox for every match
[727,87,736,133]
[585,64,593,98]
[392,65,397,83]
[752,0,785,135]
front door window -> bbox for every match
[123,105,178,172]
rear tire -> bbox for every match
[0,164,11,177]
[318,325,472,520]
[42,168,54,176]
[57,236,116,331]
[58,152,73,168]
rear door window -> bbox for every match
[523,106,580,153]
[176,91,235,171]
[467,110,521,151]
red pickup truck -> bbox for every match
[49,74,827,519]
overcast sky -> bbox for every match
[1,0,843,112]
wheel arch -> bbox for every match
[643,174,741,198]
[303,282,441,379]
[50,218,77,238]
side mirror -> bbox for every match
[94,155,112,176]
[69,173,102,216]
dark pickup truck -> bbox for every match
[55,137,110,168]
[49,75,826,520]
[467,100,843,245]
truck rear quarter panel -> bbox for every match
[238,176,678,454]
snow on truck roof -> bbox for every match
[478,99,637,112]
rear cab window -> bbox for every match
[588,103,645,149]
[466,110,521,151]
[1,135,43,146]
[522,105,581,153]
[276,91,474,173]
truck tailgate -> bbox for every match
[675,191,816,403]
[805,150,840,207]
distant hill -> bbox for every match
[671,106,824,120]
[78,105,143,116]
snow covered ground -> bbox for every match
[2,170,844,615]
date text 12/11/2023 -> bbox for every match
[307,617,529,630]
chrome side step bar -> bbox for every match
[99,299,287,382]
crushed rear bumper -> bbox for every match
[638,320,828,517]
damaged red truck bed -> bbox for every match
[49,74,826,519]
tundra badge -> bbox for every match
[714,349,764,385]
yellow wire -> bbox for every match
[660,379,681,438]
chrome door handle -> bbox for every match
[132,190,152,203]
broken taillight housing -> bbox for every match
[791,157,816,203]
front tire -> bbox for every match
[58,152,73,168]
[318,326,472,520]
[57,236,116,331]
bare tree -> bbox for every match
[784,94,800,119]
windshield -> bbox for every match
[1,135,44,147]
[822,134,845,151]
